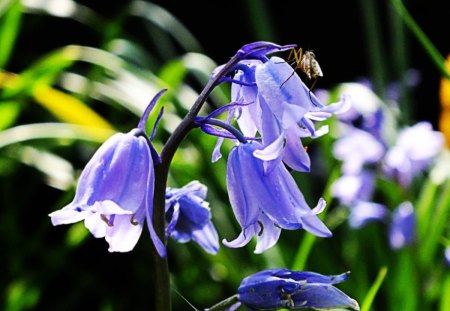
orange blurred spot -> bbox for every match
[439,54,450,147]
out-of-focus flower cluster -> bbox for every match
[328,82,445,249]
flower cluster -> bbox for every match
[48,42,359,310]
[196,42,349,253]
[329,82,444,249]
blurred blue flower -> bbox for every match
[348,201,389,229]
[331,171,375,205]
[445,247,450,266]
[223,142,331,253]
[383,122,444,187]
[49,90,167,256]
[334,82,386,140]
[165,181,219,254]
[332,128,385,175]
[237,268,360,310]
[389,201,416,250]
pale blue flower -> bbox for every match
[49,90,166,256]
[165,181,219,254]
[331,171,375,205]
[348,201,389,229]
[212,55,348,174]
[223,142,331,254]
[332,128,385,175]
[237,268,360,310]
[389,201,416,250]
[383,122,444,187]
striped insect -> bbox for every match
[280,47,323,90]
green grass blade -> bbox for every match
[361,266,388,311]
[390,0,450,80]
[0,0,22,68]
[420,178,450,267]
[440,273,450,311]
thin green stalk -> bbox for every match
[359,0,387,98]
[290,165,341,270]
[415,177,438,242]
[440,273,450,311]
[360,266,388,311]
[420,177,450,267]
[388,2,411,123]
[245,0,277,41]
[390,0,450,80]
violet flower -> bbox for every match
[237,268,360,310]
[383,121,444,187]
[49,90,167,256]
[348,201,389,229]
[331,171,375,206]
[224,141,331,254]
[332,128,385,175]
[212,54,348,174]
[389,201,416,250]
[165,181,219,254]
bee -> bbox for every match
[280,47,323,90]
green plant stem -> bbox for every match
[390,0,450,80]
[360,266,388,311]
[291,165,341,270]
[204,294,239,311]
[359,0,387,98]
[150,54,241,311]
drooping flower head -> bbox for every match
[165,180,219,254]
[224,141,331,254]
[237,268,360,310]
[49,90,167,256]
[210,46,349,173]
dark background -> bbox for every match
[15,0,450,126]
[85,0,450,126]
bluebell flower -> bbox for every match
[389,201,416,250]
[224,141,331,253]
[165,181,219,254]
[237,268,360,310]
[331,171,375,205]
[348,201,389,229]
[212,54,348,174]
[332,128,385,175]
[334,82,386,140]
[383,122,444,187]
[49,90,166,256]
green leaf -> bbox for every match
[0,0,22,68]
[0,101,20,130]
[361,266,388,311]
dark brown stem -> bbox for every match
[149,54,241,311]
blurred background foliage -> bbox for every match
[1,0,449,310]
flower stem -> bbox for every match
[150,54,242,311]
